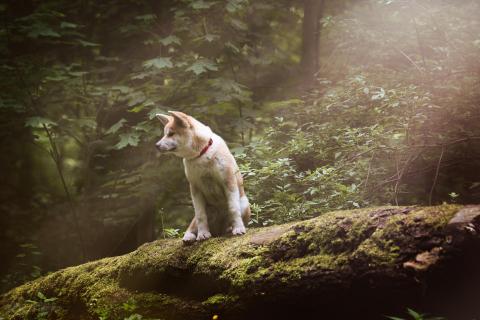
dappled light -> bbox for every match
[1,0,479,319]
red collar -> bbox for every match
[198,138,213,158]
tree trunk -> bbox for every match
[2,205,480,320]
[301,0,323,86]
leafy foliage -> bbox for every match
[236,0,480,226]
[0,1,479,308]
[387,308,446,320]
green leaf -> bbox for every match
[191,0,215,9]
[25,117,57,128]
[114,132,140,149]
[406,308,423,320]
[131,72,150,80]
[159,35,181,46]
[226,0,247,13]
[225,42,240,53]
[211,78,245,93]
[211,78,251,102]
[392,133,404,140]
[470,182,480,189]
[77,39,100,47]
[135,14,157,22]
[45,73,69,81]
[203,34,219,42]
[106,119,127,134]
[164,228,180,238]
[126,92,146,107]
[60,21,77,29]
[111,86,131,94]
[143,57,174,70]
[132,100,154,113]
[230,18,247,30]
[68,71,88,77]
[124,314,143,320]
[186,59,218,75]
[37,292,46,300]
[148,106,167,120]
[28,24,61,38]
[371,88,386,101]
[76,118,96,129]
[133,121,152,132]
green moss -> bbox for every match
[353,239,399,266]
[410,204,461,228]
[1,205,465,320]
[203,294,239,306]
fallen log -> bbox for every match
[1,205,480,320]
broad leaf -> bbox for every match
[159,35,181,46]
[143,57,174,70]
[186,59,218,75]
[148,106,167,120]
[106,119,127,134]
[191,0,215,9]
[114,132,140,149]
[25,117,57,128]
[226,0,247,13]
[203,34,219,42]
[76,118,96,129]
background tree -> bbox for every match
[301,0,324,85]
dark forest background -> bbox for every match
[1,0,479,294]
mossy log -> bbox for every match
[2,205,480,320]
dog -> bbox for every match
[155,111,250,243]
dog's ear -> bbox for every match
[168,111,190,128]
[156,114,171,126]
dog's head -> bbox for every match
[155,111,210,158]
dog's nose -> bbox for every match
[155,142,163,151]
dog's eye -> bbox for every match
[167,132,175,137]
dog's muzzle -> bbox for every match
[155,141,176,152]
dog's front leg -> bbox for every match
[190,184,211,241]
[225,181,246,235]
[182,217,197,243]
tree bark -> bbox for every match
[301,0,324,86]
[2,205,480,320]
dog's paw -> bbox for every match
[196,230,212,241]
[232,225,246,236]
[182,231,197,244]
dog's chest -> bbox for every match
[185,156,227,204]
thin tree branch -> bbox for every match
[394,151,422,206]
[413,17,427,70]
[395,48,424,73]
[429,146,445,205]
[363,150,376,192]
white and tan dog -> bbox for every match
[155,111,250,243]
